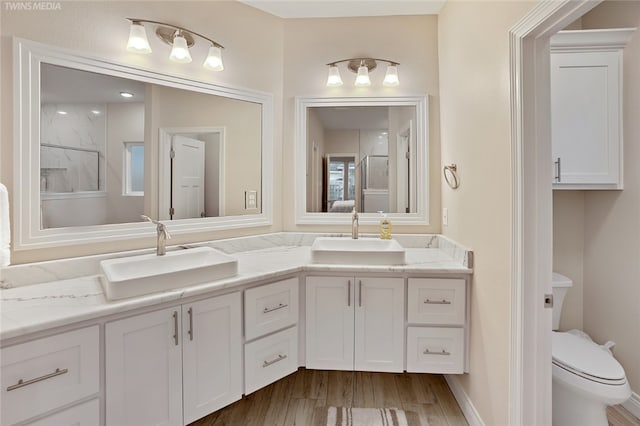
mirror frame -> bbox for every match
[295,96,429,225]
[13,38,274,250]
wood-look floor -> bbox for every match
[608,405,640,426]
[189,368,468,426]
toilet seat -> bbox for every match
[552,332,627,386]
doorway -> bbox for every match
[158,127,225,220]
[510,1,602,424]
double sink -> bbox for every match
[100,237,406,301]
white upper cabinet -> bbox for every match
[550,28,635,190]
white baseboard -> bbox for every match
[444,374,484,426]
[622,391,640,420]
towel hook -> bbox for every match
[443,164,459,189]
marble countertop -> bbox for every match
[0,233,472,342]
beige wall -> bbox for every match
[438,2,536,424]
[147,85,262,216]
[552,191,585,331]
[1,1,284,263]
[106,102,145,224]
[282,15,441,234]
[580,0,640,400]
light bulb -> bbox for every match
[354,65,371,87]
[203,45,224,71]
[126,22,152,54]
[326,65,343,87]
[169,34,192,63]
[383,65,400,87]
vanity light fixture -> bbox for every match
[326,58,400,87]
[125,18,225,71]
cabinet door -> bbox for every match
[182,293,242,424]
[106,307,182,426]
[354,277,405,372]
[305,276,354,370]
[551,50,621,188]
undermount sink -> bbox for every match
[100,246,238,301]
[310,237,406,265]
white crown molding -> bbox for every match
[551,27,636,51]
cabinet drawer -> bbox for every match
[245,277,299,340]
[23,398,99,426]
[406,327,464,374]
[244,326,298,394]
[1,326,100,425]
[408,278,465,325]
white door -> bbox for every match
[106,307,182,426]
[182,293,242,424]
[172,135,205,219]
[354,277,405,372]
[305,276,354,370]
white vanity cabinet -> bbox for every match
[550,29,634,190]
[0,326,100,426]
[243,277,299,394]
[305,276,405,372]
[106,292,242,426]
[406,278,467,374]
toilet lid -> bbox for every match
[552,332,626,383]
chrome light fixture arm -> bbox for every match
[325,57,400,87]
[126,18,225,49]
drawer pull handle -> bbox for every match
[424,299,451,305]
[6,368,69,391]
[423,348,451,356]
[262,354,287,368]
[188,307,194,341]
[173,311,179,346]
[263,303,288,314]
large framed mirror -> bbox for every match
[295,96,429,225]
[13,38,273,250]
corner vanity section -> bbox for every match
[0,233,472,426]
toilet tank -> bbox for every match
[552,272,573,330]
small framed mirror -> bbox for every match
[295,96,429,225]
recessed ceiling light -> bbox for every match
[57,110,68,115]
[91,110,101,115]
[120,91,134,98]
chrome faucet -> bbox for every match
[351,208,359,240]
[141,215,171,256]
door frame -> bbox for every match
[158,127,225,220]
[509,1,601,424]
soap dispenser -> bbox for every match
[378,211,392,240]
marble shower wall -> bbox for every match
[40,103,106,193]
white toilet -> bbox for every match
[551,272,631,426]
